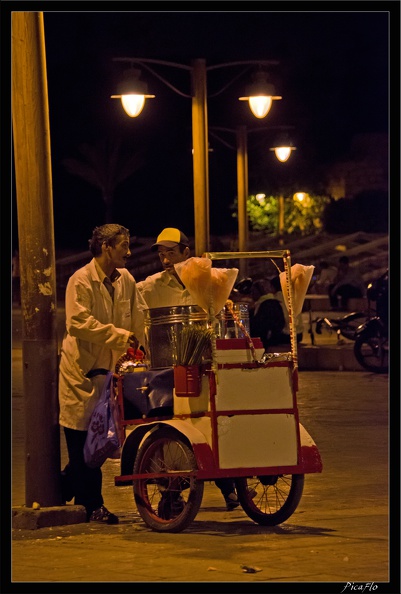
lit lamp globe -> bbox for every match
[270,135,296,162]
[111,68,155,117]
[294,192,311,206]
[239,71,282,118]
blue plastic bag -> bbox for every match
[84,372,121,468]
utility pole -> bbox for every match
[236,125,249,278]
[191,59,210,256]
[12,12,61,506]
[278,194,285,246]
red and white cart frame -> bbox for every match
[113,250,323,533]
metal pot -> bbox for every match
[144,303,251,369]
[144,305,209,369]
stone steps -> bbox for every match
[298,343,363,371]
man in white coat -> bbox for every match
[59,224,146,524]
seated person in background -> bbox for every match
[311,260,337,295]
[250,277,303,351]
[229,276,254,308]
[328,255,366,310]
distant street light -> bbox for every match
[111,57,281,256]
[209,125,296,264]
[270,132,297,162]
[271,133,297,245]
[294,191,310,204]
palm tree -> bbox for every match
[62,133,145,222]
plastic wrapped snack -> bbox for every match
[279,264,315,318]
[175,257,238,315]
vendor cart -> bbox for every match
[113,250,322,533]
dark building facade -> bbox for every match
[325,133,388,200]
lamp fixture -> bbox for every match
[111,68,155,117]
[270,133,296,162]
[111,57,282,255]
[239,70,282,118]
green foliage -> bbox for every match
[231,193,330,238]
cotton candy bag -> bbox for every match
[279,264,315,318]
[174,257,238,315]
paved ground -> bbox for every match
[9,332,398,592]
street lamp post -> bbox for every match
[111,57,281,256]
[270,133,297,245]
[236,125,248,258]
[209,125,296,272]
[191,59,209,256]
[278,194,285,245]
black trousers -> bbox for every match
[214,478,236,498]
[62,426,103,519]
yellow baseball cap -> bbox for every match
[151,228,190,251]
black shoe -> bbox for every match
[89,505,119,524]
[224,492,240,511]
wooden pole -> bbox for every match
[12,12,61,506]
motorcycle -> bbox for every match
[315,271,388,373]
[353,271,388,374]
[315,310,367,343]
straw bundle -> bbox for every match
[170,324,214,366]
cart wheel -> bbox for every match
[235,474,304,526]
[133,427,204,533]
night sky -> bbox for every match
[10,7,392,251]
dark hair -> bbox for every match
[251,279,268,298]
[339,255,349,265]
[88,224,130,256]
[269,276,282,292]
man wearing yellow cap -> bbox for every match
[136,227,240,511]
[136,228,194,308]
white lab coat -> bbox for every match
[58,259,146,430]
[137,270,195,309]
